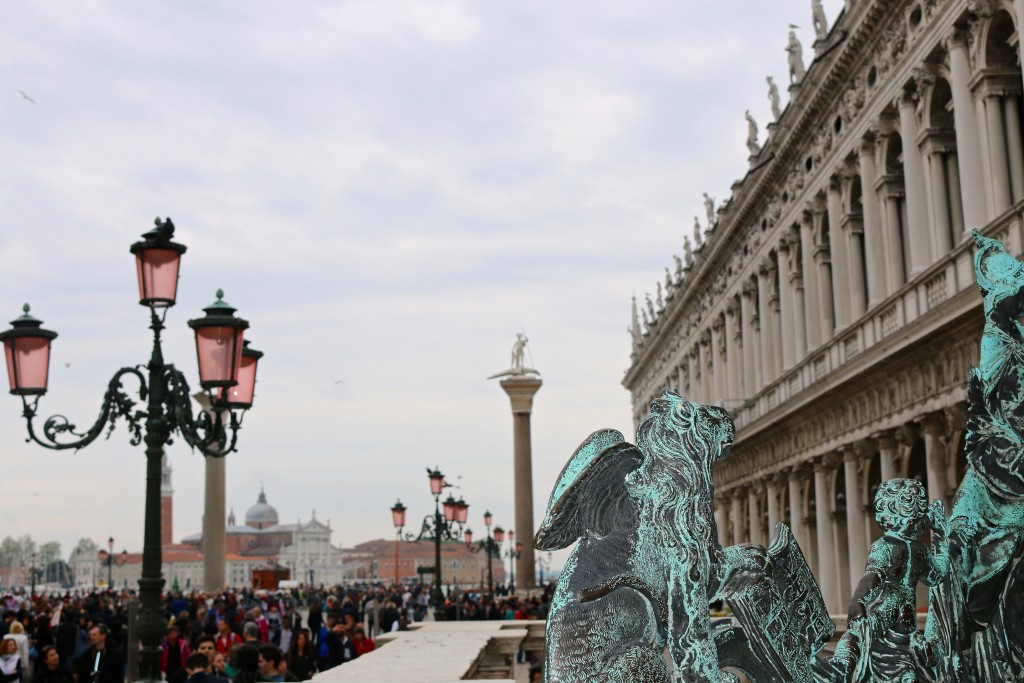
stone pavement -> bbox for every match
[312,620,546,683]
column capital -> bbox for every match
[499,376,543,415]
[918,411,947,436]
[814,452,842,472]
[841,441,868,462]
[944,403,968,432]
[767,471,787,490]
[895,422,920,446]
[944,25,970,51]
[872,429,898,450]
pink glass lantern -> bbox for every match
[443,495,457,522]
[483,510,492,528]
[515,542,524,554]
[428,468,445,496]
[219,341,263,409]
[464,529,473,545]
[0,305,58,396]
[129,218,186,308]
[493,526,505,543]
[187,290,249,390]
[455,498,469,524]
[391,500,407,529]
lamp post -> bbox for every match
[30,552,36,596]
[107,537,114,589]
[390,500,406,587]
[0,218,263,683]
[463,511,501,597]
[504,530,523,595]
[390,467,468,620]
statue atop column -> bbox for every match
[767,75,782,120]
[693,216,703,247]
[487,332,539,379]
[786,26,806,83]
[811,0,829,42]
[745,110,761,156]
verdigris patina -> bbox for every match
[535,393,831,682]
[536,232,1024,681]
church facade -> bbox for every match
[623,0,1024,614]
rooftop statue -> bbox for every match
[703,193,716,228]
[811,0,828,42]
[684,237,694,266]
[787,27,806,83]
[745,110,760,156]
[487,332,539,379]
[673,254,684,282]
[693,217,704,247]
[656,282,664,311]
[767,76,782,120]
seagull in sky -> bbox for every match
[332,377,345,385]
[18,90,35,104]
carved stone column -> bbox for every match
[1005,96,1024,201]
[814,456,840,613]
[711,317,725,404]
[858,132,889,305]
[800,210,822,349]
[826,178,851,331]
[740,281,758,397]
[730,489,744,549]
[920,412,952,513]
[756,264,776,387]
[724,301,741,403]
[875,429,898,482]
[842,445,868,593]
[788,466,807,553]
[499,376,542,590]
[946,27,988,232]
[687,348,698,401]
[766,473,782,538]
[778,238,797,371]
[983,94,1013,213]
[748,486,763,545]
[715,497,730,546]
[698,333,711,405]
[787,226,807,362]
[815,207,836,341]
[767,259,783,380]
[898,88,934,277]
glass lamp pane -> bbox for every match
[135,248,181,307]
[455,501,468,524]
[223,351,258,407]
[464,530,473,544]
[391,503,406,528]
[443,498,456,522]
[195,327,244,387]
[429,472,445,496]
[494,527,504,543]
[4,336,52,395]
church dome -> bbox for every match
[245,487,279,529]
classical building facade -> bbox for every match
[622,0,1024,614]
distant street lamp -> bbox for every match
[390,467,469,619]
[0,218,263,683]
[107,537,114,589]
[30,552,36,596]
[464,510,502,597]
[504,530,523,594]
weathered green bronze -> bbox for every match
[535,232,1024,681]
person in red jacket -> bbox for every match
[214,620,241,655]
[160,626,191,680]
[351,628,375,658]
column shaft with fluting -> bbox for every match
[501,377,542,591]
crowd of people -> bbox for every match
[0,582,552,683]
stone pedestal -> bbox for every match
[500,376,542,591]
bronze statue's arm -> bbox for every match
[925,501,951,586]
[847,571,881,624]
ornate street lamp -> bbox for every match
[390,468,468,619]
[1,218,261,683]
[107,537,114,589]
[30,552,36,596]
[390,500,406,587]
[466,509,501,596]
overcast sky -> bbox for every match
[1,0,844,572]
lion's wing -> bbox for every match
[534,428,643,551]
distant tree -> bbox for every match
[70,538,99,561]
[0,535,36,567]
[38,541,62,566]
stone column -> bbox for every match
[816,210,836,341]
[814,457,840,613]
[898,89,934,277]
[878,174,907,291]
[730,490,744,549]
[767,260,783,380]
[826,178,852,330]
[711,317,725,403]
[788,468,806,553]
[984,94,1013,213]
[715,498,730,546]
[800,211,822,349]
[748,487,762,545]
[947,27,988,232]
[845,217,867,320]
[741,281,760,394]
[724,301,741,403]
[920,412,952,513]
[842,446,868,592]
[766,474,781,540]
[778,239,797,371]
[924,140,954,257]
[194,393,227,592]
[1005,96,1024,201]
[876,429,898,482]
[698,333,711,404]
[858,133,889,305]
[756,266,775,387]
[687,349,698,402]
[499,376,542,590]
[787,227,807,362]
